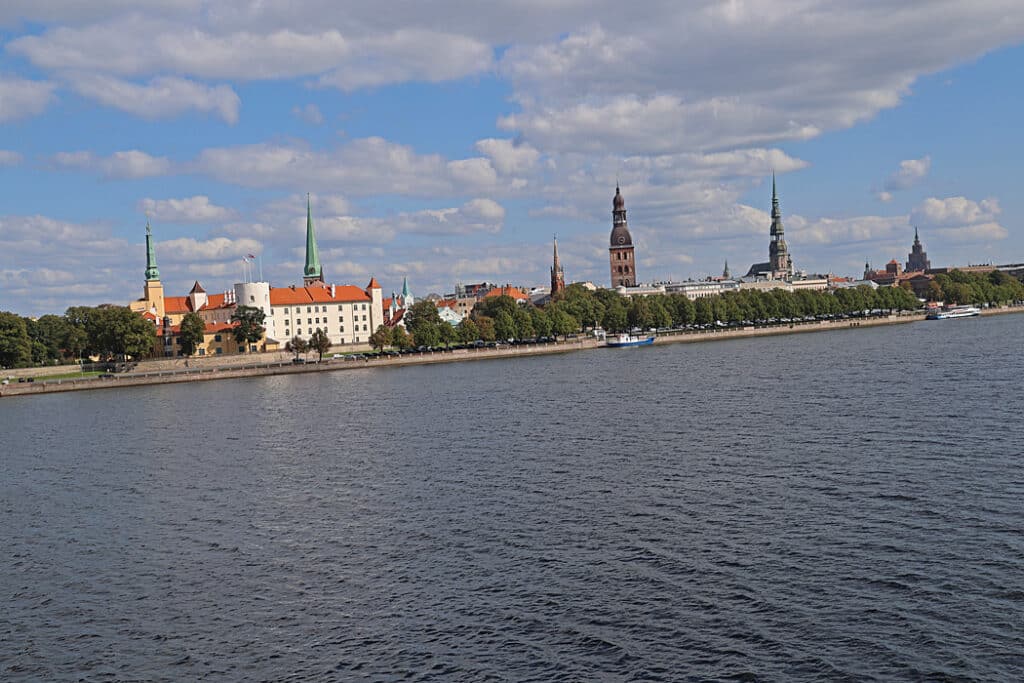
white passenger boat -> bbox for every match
[926,305,981,320]
[605,333,655,348]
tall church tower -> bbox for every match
[609,186,636,287]
[550,236,565,296]
[303,194,324,287]
[905,227,931,272]
[141,219,165,317]
[768,174,793,278]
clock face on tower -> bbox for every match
[618,235,626,244]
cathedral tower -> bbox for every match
[905,227,931,272]
[768,174,793,278]
[303,194,324,287]
[609,186,636,287]
[550,236,565,296]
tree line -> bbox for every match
[926,269,1024,305]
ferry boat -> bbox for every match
[605,333,655,348]
[926,305,981,320]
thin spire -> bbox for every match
[303,193,322,282]
[144,217,160,281]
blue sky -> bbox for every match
[1,1,1023,315]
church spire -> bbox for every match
[723,259,730,279]
[303,193,323,286]
[401,276,414,308]
[550,235,565,295]
[144,218,160,281]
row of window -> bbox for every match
[614,251,631,260]
[282,303,368,314]
[284,324,369,338]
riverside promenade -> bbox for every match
[2,306,1019,399]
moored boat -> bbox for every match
[926,305,981,320]
[605,333,655,348]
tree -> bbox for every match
[456,317,479,343]
[231,305,266,352]
[494,310,516,341]
[87,307,156,360]
[549,309,578,339]
[513,307,535,339]
[0,311,32,368]
[438,321,457,348]
[475,316,496,342]
[178,312,206,357]
[286,335,308,360]
[404,300,443,347]
[601,300,628,332]
[530,307,553,338]
[392,325,413,350]
[369,324,393,352]
[28,314,72,364]
[309,328,331,361]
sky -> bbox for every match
[1,1,1023,316]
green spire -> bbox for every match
[144,218,160,281]
[303,193,322,280]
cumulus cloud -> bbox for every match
[0,77,56,122]
[0,150,23,166]
[875,155,931,200]
[910,196,1007,240]
[138,196,236,223]
[475,138,540,175]
[52,149,172,179]
[69,74,240,123]
[157,236,263,262]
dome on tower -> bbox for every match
[613,185,625,210]
[610,224,632,247]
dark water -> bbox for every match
[3,315,1023,682]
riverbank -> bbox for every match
[2,306,1019,398]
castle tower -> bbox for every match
[768,174,793,278]
[550,236,565,296]
[608,185,636,287]
[141,219,165,317]
[905,227,931,272]
[303,193,324,287]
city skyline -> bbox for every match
[2,2,1023,316]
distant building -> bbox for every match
[746,174,794,279]
[550,236,565,296]
[483,285,530,303]
[609,185,637,287]
[455,282,498,299]
[905,227,931,272]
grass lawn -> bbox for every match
[33,370,104,381]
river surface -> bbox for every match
[2,314,1023,681]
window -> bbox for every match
[340,325,345,332]
[284,308,289,314]
[214,334,222,342]
[306,306,311,313]
[250,344,257,352]
[363,324,368,331]
[307,318,312,324]
[355,337,360,343]
[216,347,223,354]
[250,295,255,302]
[285,329,290,337]
[338,305,342,311]
[315,317,320,324]
[198,348,206,356]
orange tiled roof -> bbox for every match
[164,296,191,313]
[483,285,529,300]
[269,284,370,306]
[367,277,381,289]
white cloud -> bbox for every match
[52,149,172,179]
[910,196,1007,240]
[69,74,240,124]
[0,77,56,122]
[292,103,323,125]
[0,150,23,166]
[876,155,931,199]
[138,196,235,223]
[157,236,263,262]
[475,138,540,175]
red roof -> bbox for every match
[367,277,381,289]
[269,284,370,306]
[483,286,529,301]
[164,296,190,313]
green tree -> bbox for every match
[530,306,553,337]
[286,335,308,360]
[369,324,393,351]
[231,305,266,352]
[309,328,331,360]
[513,307,535,339]
[493,310,516,341]
[474,294,518,320]
[627,297,653,330]
[602,300,628,332]
[0,311,32,368]
[456,317,479,343]
[28,314,72,364]
[549,308,579,338]
[178,312,206,357]
[475,316,496,342]
[438,321,458,348]
[392,325,413,350]
[404,300,443,346]
[413,323,440,348]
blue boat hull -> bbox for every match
[605,336,655,348]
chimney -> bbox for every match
[331,284,336,298]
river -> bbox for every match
[2,314,1022,681]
